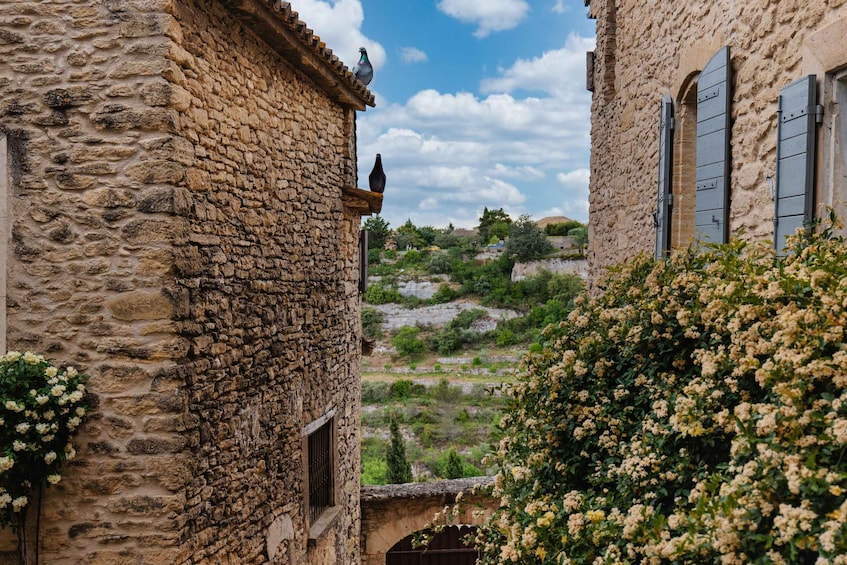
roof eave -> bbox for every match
[222,0,376,110]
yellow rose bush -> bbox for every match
[475,224,847,564]
[0,351,91,527]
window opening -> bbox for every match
[306,415,334,525]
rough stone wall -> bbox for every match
[168,0,362,562]
[587,0,847,281]
[0,0,190,562]
[0,0,364,563]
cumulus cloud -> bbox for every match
[399,47,428,63]
[436,0,530,38]
[357,35,594,228]
[551,0,568,14]
[480,34,596,97]
[290,0,386,70]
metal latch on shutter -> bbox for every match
[698,88,720,103]
[782,105,825,124]
[696,180,717,191]
[667,193,674,207]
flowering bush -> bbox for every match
[476,224,847,564]
[0,351,91,526]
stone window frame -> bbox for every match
[302,409,340,546]
[803,17,847,228]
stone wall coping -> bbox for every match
[361,477,494,502]
[222,0,376,109]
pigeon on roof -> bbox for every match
[351,47,373,86]
[368,153,385,193]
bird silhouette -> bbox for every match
[352,47,373,86]
[368,153,385,193]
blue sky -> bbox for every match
[293,0,596,230]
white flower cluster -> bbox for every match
[0,351,90,525]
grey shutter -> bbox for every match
[655,94,674,259]
[775,75,819,252]
[695,46,731,244]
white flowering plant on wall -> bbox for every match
[0,351,91,527]
[473,218,847,564]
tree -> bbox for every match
[506,214,554,262]
[477,207,512,245]
[444,448,464,479]
[386,416,412,483]
[362,215,390,251]
[569,226,588,251]
[394,219,420,250]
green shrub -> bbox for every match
[363,282,402,305]
[392,326,426,358]
[361,381,391,404]
[427,252,452,274]
[361,455,387,485]
[475,223,847,564]
[390,379,413,400]
[361,306,384,340]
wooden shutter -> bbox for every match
[775,75,819,252]
[655,94,674,259]
[695,46,732,244]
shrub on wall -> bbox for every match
[475,225,847,564]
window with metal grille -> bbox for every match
[306,416,334,525]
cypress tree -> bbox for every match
[386,417,412,484]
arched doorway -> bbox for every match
[385,525,479,565]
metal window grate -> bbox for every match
[308,419,334,524]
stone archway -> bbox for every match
[360,478,497,565]
[385,525,478,565]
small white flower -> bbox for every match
[29,389,37,397]
[75,407,86,417]
[11,496,28,512]
[36,395,49,405]
[12,441,26,452]
[42,435,54,443]
[0,493,10,508]
[68,391,83,403]
[0,456,14,473]
[4,351,21,362]
[47,378,58,386]
[15,423,30,434]
[4,400,22,412]
[43,451,57,465]
[76,384,85,392]
[64,444,76,460]
[65,366,77,378]
[35,423,49,434]
[23,352,40,364]
[67,417,81,430]
[47,474,61,485]
[51,385,65,397]
[43,411,54,421]
[45,366,58,378]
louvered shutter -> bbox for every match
[655,94,674,259]
[695,46,732,244]
[775,75,819,252]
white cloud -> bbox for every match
[436,0,530,38]
[290,0,386,70]
[551,0,568,14]
[399,47,428,63]
[357,35,594,229]
[480,34,595,97]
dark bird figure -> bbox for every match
[352,47,373,86]
[368,153,386,193]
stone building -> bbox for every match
[0,0,377,563]
[586,0,847,279]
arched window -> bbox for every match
[385,525,478,565]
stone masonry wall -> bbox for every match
[588,0,847,280]
[0,0,190,562]
[0,0,364,563]
[167,0,362,562]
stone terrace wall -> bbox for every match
[587,0,847,280]
[0,0,365,563]
[168,0,362,563]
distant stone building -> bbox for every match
[586,0,847,279]
[0,0,377,563]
